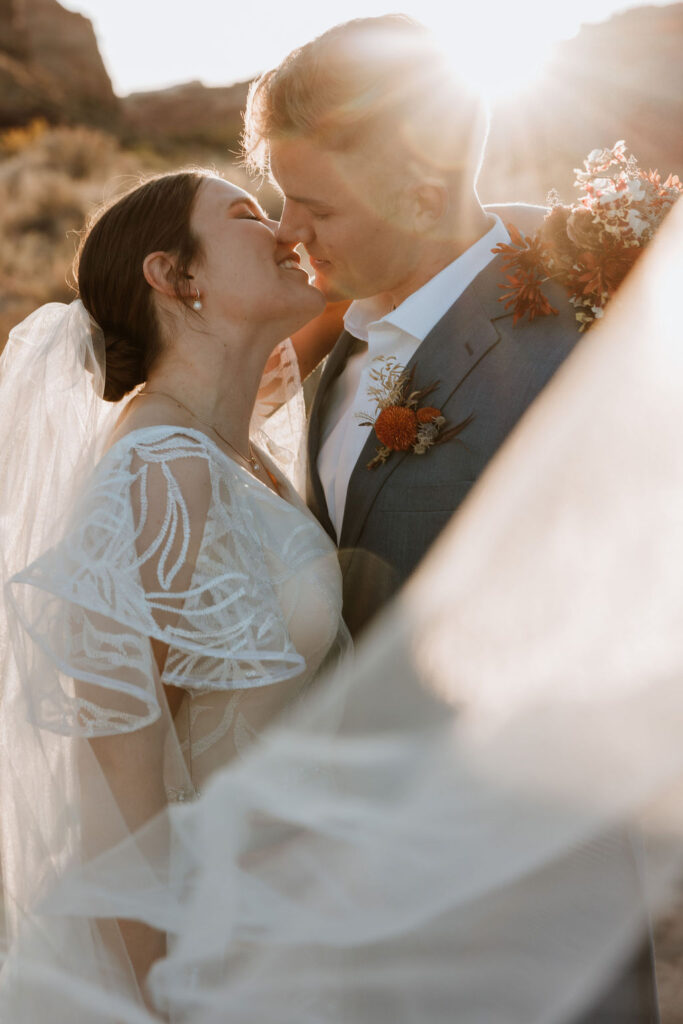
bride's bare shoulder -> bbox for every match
[105,392,198,452]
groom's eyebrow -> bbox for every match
[285,194,332,210]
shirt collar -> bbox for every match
[344,213,510,346]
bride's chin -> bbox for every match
[302,286,327,313]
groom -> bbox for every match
[243,15,583,639]
[244,17,660,1021]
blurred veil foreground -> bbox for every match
[1,201,683,1022]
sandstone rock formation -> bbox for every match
[121,79,249,150]
[478,3,683,203]
[0,0,119,128]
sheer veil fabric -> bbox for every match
[2,200,683,1023]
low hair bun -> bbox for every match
[102,331,146,403]
[74,171,206,405]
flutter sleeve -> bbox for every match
[7,428,306,739]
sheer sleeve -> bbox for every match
[250,337,307,495]
[7,429,307,741]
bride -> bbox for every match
[0,169,350,1012]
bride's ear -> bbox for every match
[142,251,185,299]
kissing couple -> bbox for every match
[0,14,668,1024]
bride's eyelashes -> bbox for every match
[236,209,263,221]
[232,200,269,223]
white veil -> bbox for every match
[0,299,313,1019]
[2,202,683,1022]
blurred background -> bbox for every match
[0,0,681,348]
[0,0,681,1014]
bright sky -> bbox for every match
[61,0,670,102]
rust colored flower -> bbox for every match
[416,406,442,423]
[500,274,559,323]
[493,223,548,275]
[569,245,642,301]
[374,406,418,450]
[493,223,557,323]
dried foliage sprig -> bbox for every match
[492,141,682,330]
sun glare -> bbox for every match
[431,11,561,105]
[451,43,553,105]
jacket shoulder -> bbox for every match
[484,202,548,237]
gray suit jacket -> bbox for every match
[307,205,580,637]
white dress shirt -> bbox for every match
[317,214,510,538]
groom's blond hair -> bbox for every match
[243,15,488,187]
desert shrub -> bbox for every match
[0,118,49,156]
[31,126,121,180]
[0,124,124,180]
[4,169,86,239]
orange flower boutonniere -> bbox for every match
[357,356,474,470]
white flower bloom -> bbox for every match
[626,179,646,202]
[627,209,649,237]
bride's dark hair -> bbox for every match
[75,171,208,402]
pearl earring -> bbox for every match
[192,288,203,311]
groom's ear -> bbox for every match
[406,179,449,233]
[142,251,183,299]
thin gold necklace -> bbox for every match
[137,390,261,473]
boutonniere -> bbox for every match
[356,356,474,470]
[492,140,681,330]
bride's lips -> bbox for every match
[277,252,307,275]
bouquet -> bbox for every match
[493,141,682,329]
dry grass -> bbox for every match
[0,123,278,352]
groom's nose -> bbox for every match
[276,199,314,248]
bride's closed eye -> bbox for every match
[233,201,268,223]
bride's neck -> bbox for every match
[144,328,271,451]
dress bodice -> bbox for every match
[148,428,347,792]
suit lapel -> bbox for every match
[306,329,356,541]
[339,256,508,551]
